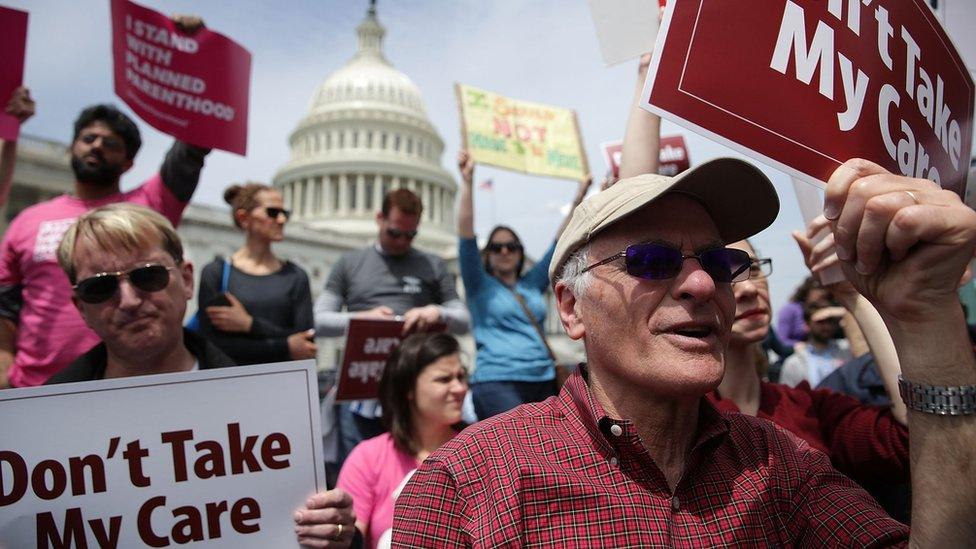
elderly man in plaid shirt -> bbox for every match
[392,157,976,547]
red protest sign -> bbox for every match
[110,0,251,155]
[336,319,447,401]
[0,6,28,141]
[642,0,974,195]
[336,320,403,402]
[658,135,690,176]
[601,135,690,178]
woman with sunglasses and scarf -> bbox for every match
[456,150,591,419]
[196,183,317,365]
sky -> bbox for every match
[6,0,975,313]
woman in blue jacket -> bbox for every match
[456,150,591,419]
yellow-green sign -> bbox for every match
[455,83,589,180]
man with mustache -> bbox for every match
[393,158,976,546]
[0,15,210,389]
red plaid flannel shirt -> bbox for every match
[392,370,909,547]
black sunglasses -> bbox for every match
[73,263,175,304]
[386,227,418,240]
[581,243,752,284]
[264,207,291,220]
[487,242,523,253]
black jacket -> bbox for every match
[46,329,236,384]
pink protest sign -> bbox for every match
[0,6,28,141]
[110,0,251,155]
[601,135,690,178]
[642,0,974,195]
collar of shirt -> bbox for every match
[561,365,731,491]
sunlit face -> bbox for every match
[729,240,771,346]
[377,207,420,256]
[487,228,522,276]
[410,353,468,428]
[571,195,735,399]
[71,237,193,364]
[240,190,287,242]
[70,121,132,187]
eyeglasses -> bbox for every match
[749,258,773,279]
[386,227,418,240]
[581,243,753,283]
[73,263,176,304]
[264,207,291,220]
[487,242,523,253]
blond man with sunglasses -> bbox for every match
[47,203,360,548]
[47,203,232,381]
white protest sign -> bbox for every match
[0,361,323,548]
[587,0,659,66]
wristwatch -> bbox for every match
[898,375,976,416]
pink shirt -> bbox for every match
[336,433,420,549]
[0,175,185,386]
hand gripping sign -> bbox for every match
[641,0,974,196]
[0,361,323,548]
[110,0,251,155]
[0,6,28,141]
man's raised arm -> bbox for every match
[824,158,976,546]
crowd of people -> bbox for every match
[2,15,976,547]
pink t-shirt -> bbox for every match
[336,433,421,549]
[0,175,185,386]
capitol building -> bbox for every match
[1,4,582,370]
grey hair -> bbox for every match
[557,244,592,297]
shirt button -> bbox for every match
[671,496,680,511]
[609,424,623,436]
[609,457,619,467]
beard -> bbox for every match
[71,154,124,187]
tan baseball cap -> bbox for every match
[549,157,780,285]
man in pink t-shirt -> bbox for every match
[0,102,209,387]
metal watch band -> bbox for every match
[898,375,976,416]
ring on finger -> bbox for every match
[903,190,920,205]
[333,523,344,540]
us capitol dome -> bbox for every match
[273,3,458,257]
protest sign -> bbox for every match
[455,83,589,181]
[641,0,974,196]
[587,0,659,66]
[658,135,690,175]
[336,319,446,401]
[0,6,28,141]
[110,0,251,155]
[601,134,689,178]
[0,361,323,548]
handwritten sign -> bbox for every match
[601,134,690,178]
[0,6,28,141]
[456,83,589,181]
[110,0,251,155]
[0,361,323,548]
[642,0,974,195]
